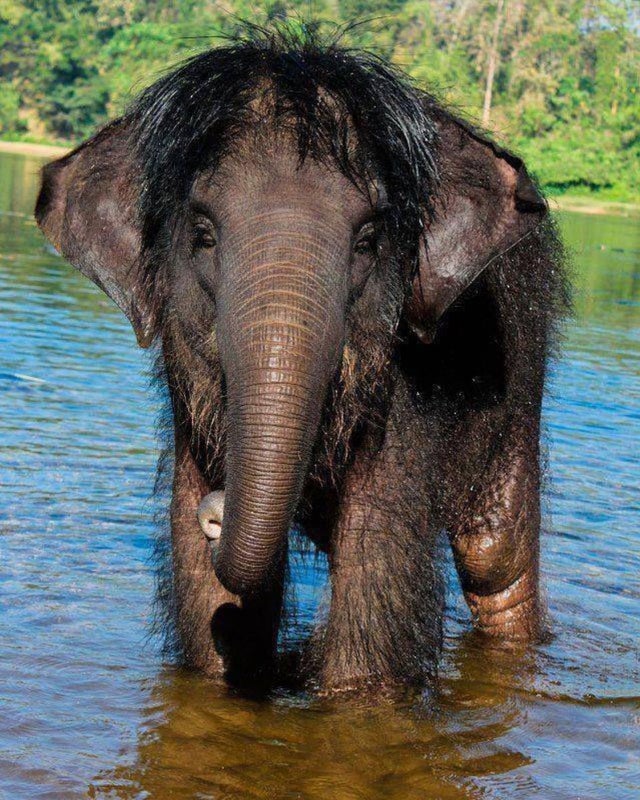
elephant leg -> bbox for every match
[169,441,284,684]
[449,426,543,641]
[317,404,443,692]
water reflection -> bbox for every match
[1,151,638,799]
[90,640,532,800]
[90,626,637,799]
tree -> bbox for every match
[0,0,637,199]
[482,0,505,125]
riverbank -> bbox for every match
[549,195,639,218]
[1,139,637,217]
[0,140,69,158]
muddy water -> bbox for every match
[0,151,637,799]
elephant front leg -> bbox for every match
[170,444,284,684]
[449,437,543,641]
[317,432,443,693]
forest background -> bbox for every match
[0,0,638,203]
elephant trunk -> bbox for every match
[214,226,347,596]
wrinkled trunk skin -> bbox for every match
[215,214,348,596]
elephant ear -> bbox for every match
[405,112,547,343]
[35,119,154,347]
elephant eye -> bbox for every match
[353,223,379,257]
[192,221,217,250]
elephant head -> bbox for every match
[35,39,546,599]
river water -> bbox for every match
[0,151,637,799]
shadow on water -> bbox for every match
[1,151,638,799]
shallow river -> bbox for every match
[0,151,638,799]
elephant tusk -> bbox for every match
[197,491,225,541]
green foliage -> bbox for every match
[0,0,638,200]
[0,84,23,134]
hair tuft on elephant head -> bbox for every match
[35,24,569,693]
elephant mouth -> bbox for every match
[197,490,225,542]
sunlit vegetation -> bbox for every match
[0,0,638,200]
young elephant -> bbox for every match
[35,33,568,693]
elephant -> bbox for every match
[34,30,568,694]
